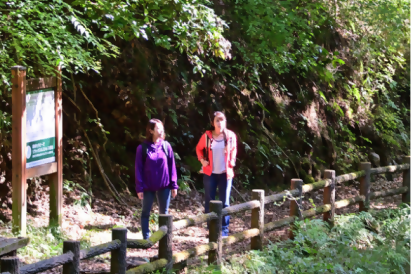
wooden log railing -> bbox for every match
[0,158,410,274]
[0,238,30,258]
[172,213,217,231]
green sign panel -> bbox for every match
[26,89,56,168]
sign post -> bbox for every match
[11,66,63,235]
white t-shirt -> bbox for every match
[212,139,226,174]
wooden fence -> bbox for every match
[0,157,410,274]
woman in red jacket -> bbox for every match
[196,111,237,237]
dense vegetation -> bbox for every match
[0,0,410,208]
[189,205,411,273]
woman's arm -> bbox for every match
[135,145,144,193]
[167,143,179,190]
[196,133,206,161]
[230,133,237,167]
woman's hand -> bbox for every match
[171,189,177,198]
[137,192,143,199]
[200,159,209,167]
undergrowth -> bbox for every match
[0,221,92,264]
[187,204,410,274]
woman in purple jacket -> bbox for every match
[135,119,178,240]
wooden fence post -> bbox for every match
[11,66,27,236]
[158,214,173,274]
[359,162,371,212]
[208,200,223,266]
[1,256,20,274]
[323,170,336,227]
[49,66,63,227]
[289,179,303,239]
[402,156,410,205]
[251,189,264,251]
[111,228,127,274]
[63,241,80,274]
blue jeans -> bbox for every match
[141,188,171,240]
[204,173,232,236]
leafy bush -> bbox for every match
[0,221,91,263]
[188,204,410,274]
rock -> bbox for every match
[368,152,380,167]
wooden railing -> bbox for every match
[0,238,29,259]
[0,157,410,274]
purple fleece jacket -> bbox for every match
[135,139,178,193]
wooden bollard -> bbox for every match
[63,241,80,274]
[158,214,173,274]
[402,156,410,205]
[1,256,20,274]
[323,170,336,227]
[289,179,303,239]
[359,162,371,212]
[208,200,223,266]
[111,228,127,274]
[251,189,265,251]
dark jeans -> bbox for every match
[204,173,232,236]
[141,188,171,240]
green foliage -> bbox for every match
[63,179,92,210]
[149,212,160,233]
[335,0,410,154]
[188,205,410,274]
[0,0,410,195]
[230,0,334,77]
[0,0,119,79]
[0,0,230,83]
[0,221,91,263]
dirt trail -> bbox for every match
[0,174,404,273]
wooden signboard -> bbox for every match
[11,66,63,236]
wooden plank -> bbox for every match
[110,228,127,274]
[289,179,302,239]
[158,216,172,274]
[11,66,27,236]
[250,190,264,251]
[221,200,260,215]
[208,201,222,266]
[0,238,30,256]
[0,256,20,274]
[359,162,371,212]
[81,240,121,260]
[370,164,410,174]
[26,162,57,178]
[323,170,336,226]
[26,77,57,91]
[172,243,217,265]
[224,228,260,247]
[126,226,167,249]
[20,252,73,274]
[49,67,63,227]
[125,259,168,274]
[63,241,80,274]
[335,170,366,184]
[172,213,216,231]
[370,186,408,199]
[402,157,410,204]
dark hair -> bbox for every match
[146,119,165,142]
[210,111,227,146]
